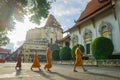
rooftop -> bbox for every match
[0,48,11,54]
[68,0,112,31]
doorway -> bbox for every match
[86,43,90,54]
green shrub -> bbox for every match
[71,44,85,60]
[52,49,60,61]
[59,46,72,60]
[91,37,114,60]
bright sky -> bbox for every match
[6,16,46,51]
[6,0,90,51]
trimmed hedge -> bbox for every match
[59,46,72,60]
[71,44,85,60]
[52,49,60,61]
[91,37,114,60]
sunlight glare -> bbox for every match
[7,16,46,50]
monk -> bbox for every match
[15,50,22,70]
[31,51,41,71]
[44,45,52,71]
[74,44,87,72]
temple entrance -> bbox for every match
[86,43,90,54]
[23,49,31,62]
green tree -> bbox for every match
[0,0,27,30]
[0,0,55,46]
[52,49,60,61]
[0,30,9,46]
[59,46,72,60]
[0,0,55,29]
[91,37,114,60]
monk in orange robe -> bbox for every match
[44,45,52,71]
[15,50,22,70]
[74,44,87,72]
[31,51,41,71]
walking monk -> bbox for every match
[74,44,87,72]
[15,50,22,70]
[31,51,41,71]
[44,45,52,71]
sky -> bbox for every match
[6,0,90,52]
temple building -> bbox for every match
[22,14,63,62]
[65,0,120,58]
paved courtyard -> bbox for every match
[0,62,120,80]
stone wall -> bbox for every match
[96,59,120,67]
[53,59,120,67]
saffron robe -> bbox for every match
[16,53,22,68]
[74,47,83,66]
[31,53,41,68]
[44,49,52,69]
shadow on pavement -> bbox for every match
[87,71,120,80]
[33,70,52,79]
[48,71,82,80]
[15,69,21,76]
[33,70,82,80]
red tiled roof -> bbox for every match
[0,48,11,54]
[68,0,113,31]
[77,0,111,22]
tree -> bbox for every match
[59,46,72,60]
[91,37,114,60]
[0,0,26,30]
[28,0,53,25]
[0,30,10,46]
[0,0,55,46]
[0,0,55,29]
[52,49,60,61]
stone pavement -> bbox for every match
[0,62,120,80]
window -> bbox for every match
[99,21,112,39]
[72,34,78,46]
[83,29,92,43]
